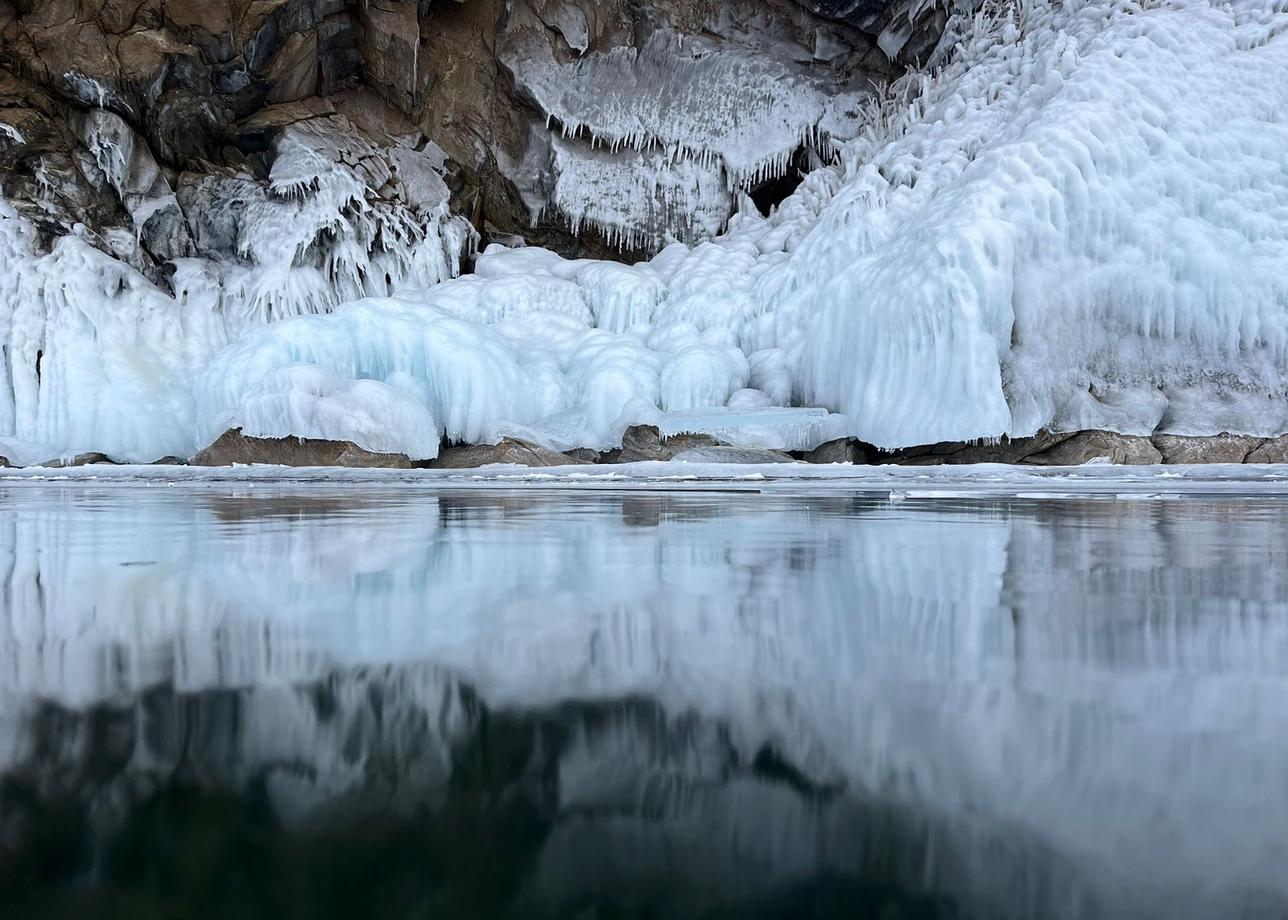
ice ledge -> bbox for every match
[4,461,1288,499]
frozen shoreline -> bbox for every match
[4,460,1288,498]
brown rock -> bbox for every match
[607,425,723,463]
[41,452,117,468]
[1246,435,1288,464]
[263,29,319,103]
[562,448,599,463]
[1152,433,1264,464]
[1023,431,1162,466]
[191,429,414,467]
[429,438,587,469]
[884,430,1073,465]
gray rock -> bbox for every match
[670,446,799,464]
[803,438,863,464]
[1023,431,1162,466]
[191,429,414,468]
[562,448,600,463]
[1246,435,1288,464]
[430,438,588,469]
[1152,433,1264,464]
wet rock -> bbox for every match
[1246,435,1288,464]
[671,446,799,464]
[1023,431,1162,466]
[191,429,414,467]
[429,438,588,469]
[1152,433,1264,464]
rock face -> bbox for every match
[191,429,414,468]
[430,438,587,469]
[1023,431,1162,466]
[1247,436,1288,464]
[1152,433,1264,465]
[882,431,1076,466]
[0,0,929,263]
[605,425,723,463]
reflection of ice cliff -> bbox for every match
[2,488,1288,918]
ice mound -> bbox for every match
[771,0,1288,445]
[208,364,442,461]
[5,0,1288,462]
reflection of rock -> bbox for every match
[1,486,1288,918]
[191,429,415,468]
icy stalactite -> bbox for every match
[0,116,473,461]
[507,28,869,250]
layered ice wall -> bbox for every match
[2,0,1288,460]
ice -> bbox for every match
[3,482,1288,917]
[5,0,1288,461]
[661,407,848,451]
[208,364,442,460]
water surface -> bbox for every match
[1,484,1286,919]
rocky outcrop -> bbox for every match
[1,0,932,263]
[1022,431,1162,466]
[602,425,723,463]
[1152,433,1264,465]
[881,431,1077,466]
[429,438,587,468]
[191,429,415,467]
[1246,435,1288,464]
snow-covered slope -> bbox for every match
[2,0,1287,460]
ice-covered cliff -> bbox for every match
[2,0,1287,462]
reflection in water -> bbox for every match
[1,486,1287,919]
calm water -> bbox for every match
[1,483,1286,920]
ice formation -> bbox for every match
[3,0,1288,461]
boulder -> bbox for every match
[884,430,1073,465]
[429,438,588,469]
[41,452,117,468]
[191,429,414,467]
[670,446,799,464]
[608,425,723,463]
[1152,433,1264,464]
[1023,431,1162,466]
[1246,435,1288,464]
[803,438,864,464]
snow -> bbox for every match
[4,0,1288,462]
